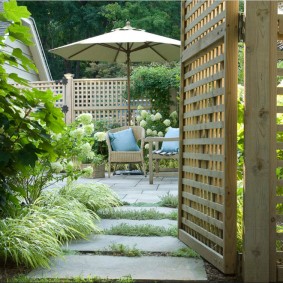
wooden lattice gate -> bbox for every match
[178,0,238,274]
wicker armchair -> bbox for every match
[106,126,146,177]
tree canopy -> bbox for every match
[19,1,181,80]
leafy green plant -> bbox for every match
[159,193,178,208]
[0,1,66,216]
[170,247,200,258]
[130,64,180,118]
[98,208,177,220]
[108,243,142,257]
[59,183,121,212]
[105,223,178,237]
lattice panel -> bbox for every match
[73,79,150,125]
[179,0,238,274]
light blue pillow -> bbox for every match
[161,127,179,153]
[108,128,140,151]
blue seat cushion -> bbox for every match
[161,127,179,153]
[109,128,140,151]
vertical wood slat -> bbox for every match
[223,1,238,274]
[179,0,238,274]
[243,2,277,282]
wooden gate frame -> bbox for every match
[244,2,277,282]
[178,0,238,274]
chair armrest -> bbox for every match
[144,137,179,142]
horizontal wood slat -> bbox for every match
[182,191,224,213]
[182,178,224,195]
[187,11,226,44]
[186,1,222,33]
[182,23,225,63]
[183,165,224,179]
[182,204,224,229]
[183,152,224,162]
[182,217,224,247]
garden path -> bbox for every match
[28,175,207,282]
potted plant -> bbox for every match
[81,154,106,178]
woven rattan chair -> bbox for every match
[106,126,146,177]
[145,136,179,184]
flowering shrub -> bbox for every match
[136,106,178,138]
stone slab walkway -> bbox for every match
[29,175,208,282]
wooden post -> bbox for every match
[64,73,74,124]
[244,1,277,282]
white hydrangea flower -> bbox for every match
[163,119,171,126]
[158,131,164,137]
[70,128,84,139]
[141,110,148,118]
[137,105,144,110]
[170,111,178,119]
[145,143,149,149]
[51,162,63,173]
[80,142,92,155]
[140,120,147,127]
[165,127,170,133]
[150,114,155,121]
[65,161,74,172]
[152,130,157,136]
[146,129,153,135]
[82,166,93,177]
[154,113,162,120]
[83,124,94,136]
[136,115,142,122]
[94,132,106,142]
[77,113,93,125]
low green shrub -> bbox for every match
[105,223,178,237]
[159,193,178,208]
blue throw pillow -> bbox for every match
[108,128,140,151]
[161,127,179,153]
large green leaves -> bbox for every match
[0,1,65,216]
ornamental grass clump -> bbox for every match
[0,192,100,269]
[59,183,121,212]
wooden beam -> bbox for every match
[243,2,277,282]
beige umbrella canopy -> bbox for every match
[49,22,180,125]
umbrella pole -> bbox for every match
[127,53,131,126]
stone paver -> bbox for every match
[28,255,207,281]
[63,235,187,252]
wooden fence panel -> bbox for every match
[30,77,151,126]
[179,0,238,274]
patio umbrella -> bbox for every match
[49,21,180,125]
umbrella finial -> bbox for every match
[125,21,132,29]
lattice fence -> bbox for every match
[30,77,150,126]
[179,0,238,274]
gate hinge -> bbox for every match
[238,13,245,42]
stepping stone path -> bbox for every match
[28,177,207,282]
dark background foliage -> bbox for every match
[19,1,181,80]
